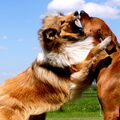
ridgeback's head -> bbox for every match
[79,10,120,54]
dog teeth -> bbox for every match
[75,19,82,27]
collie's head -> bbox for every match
[38,11,85,53]
[37,11,95,67]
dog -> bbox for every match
[79,10,120,120]
[0,11,111,120]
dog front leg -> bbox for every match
[71,36,111,82]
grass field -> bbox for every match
[46,92,104,120]
[46,111,103,120]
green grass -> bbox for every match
[46,111,103,120]
[46,93,103,120]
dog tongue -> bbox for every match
[78,15,81,19]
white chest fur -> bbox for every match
[37,36,94,67]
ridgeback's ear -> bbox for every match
[97,29,120,48]
[97,29,102,39]
[95,29,103,42]
[96,29,117,54]
[42,28,58,42]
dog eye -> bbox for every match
[89,17,93,20]
[61,21,65,25]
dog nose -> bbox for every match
[80,10,85,15]
[74,11,79,16]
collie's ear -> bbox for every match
[42,28,58,42]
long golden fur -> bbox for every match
[0,11,111,120]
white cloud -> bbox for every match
[83,2,120,19]
[33,47,38,49]
[27,20,30,23]
[0,72,21,77]
[18,39,24,42]
[105,0,120,6]
[31,38,35,41]
[48,0,85,13]
[39,14,46,19]
[47,0,120,19]
[114,0,120,5]
[0,71,21,84]
[1,73,8,76]
[0,46,8,50]
[2,36,7,39]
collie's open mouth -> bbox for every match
[73,19,83,34]
[70,11,83,34]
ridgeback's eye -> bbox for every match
[89,17,93,21]
[61,21,65,25]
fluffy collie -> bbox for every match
[0,11,111,120]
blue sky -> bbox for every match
[0,0,120,84]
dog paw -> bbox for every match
[99,36,111,50]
